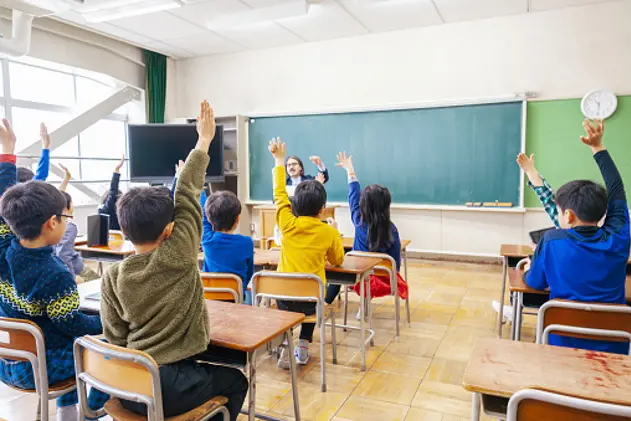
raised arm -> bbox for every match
[100,156,124,214]
[58,164,71,192]
[0,119,18,264]
[170,160,185,199]
[581,119,628,232]
[336,151,361,226]
[309,156,329,184]
[270,138,296,232]
[168,100,213,256]
[517,153,559,228]
[33,123,50,181]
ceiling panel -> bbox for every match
[86,22,154,44]
[165,31,246,55]
[108,11,203,40]
[276,2,369,42]
[529,0,615,12]
[142,40,196,58]
[339,0,443,33]
[215,22,304,49]
[241,0,300,9]
[433,0,527,23]
[169,0,250,26]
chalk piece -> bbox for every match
[466,202,482,207]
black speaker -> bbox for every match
[87,214,110,247]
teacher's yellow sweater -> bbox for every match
[273,165,344,283]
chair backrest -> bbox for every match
[346,251,396,290]
[507,388,631,421]
[201,272,243,303]
[536,300,631,346]
[251,271,324,303]
[74,336,163,420]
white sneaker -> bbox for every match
[492,300,514,322]
[277,346,290,370]
[355,302,370,321]
[56,405,78,421]
[294,339,310,365]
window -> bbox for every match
[0,56,142,206]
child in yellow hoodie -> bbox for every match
[268,138,344,368]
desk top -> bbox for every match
[499,244,534,258]
[509,268,631,301]
[78,280,304,353]
[342,237,412,250]
[253,249,381,275]
[206,300,304,352]
[463,338,631,405]
[75,240,136,256]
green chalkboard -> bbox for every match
[525,96,631,207]
[248,102,523,205]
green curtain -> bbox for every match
[144,50,167,123]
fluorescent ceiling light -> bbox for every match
[81,0,182,22]
[1,0,81,17]
[207,1,309,30]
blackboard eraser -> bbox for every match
[466,202,482,207]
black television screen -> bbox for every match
[128,124,223,182]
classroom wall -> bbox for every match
[174,0,631,257]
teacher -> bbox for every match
[285,155,329,186]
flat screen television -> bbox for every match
[128,124,224,183]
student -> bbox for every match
[100,101,248,420]
[17,122,51,183]
[202,189,254,305]
[523,119,630,355]
[286,155,329,186]
[98,155,125,230]
[0,119,107,421]
[53,165,99,282]
[268,137,344,368]
[330,151,408,318]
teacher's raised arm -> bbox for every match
[285,155,330,186]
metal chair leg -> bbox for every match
[330,309,338,364]
[319,322,327,392]
[343,287,349,330]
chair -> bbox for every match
[251,271,337,392]
[200,273,243,304]
[344,251,411,336]
[506,388,631,420]
[508,258,549,341]
[536,299,631,354]
[74,336,230,421]
[0,317,77,421]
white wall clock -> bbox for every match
[581,90,617,120]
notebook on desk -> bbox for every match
[85,292,102,301]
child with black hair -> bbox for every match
[0,119,107,421]
[268,137,344,369]
[330,151,408,319]
[100,101,248,420]
[98,155,125,230]
[524,119,630,355]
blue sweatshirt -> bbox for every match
[525,150,630,354]
[33,148,49,181]
[200,189,254,294]
[348,177,401,271]
[0,158,101,373]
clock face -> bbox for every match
[581,90,617,120]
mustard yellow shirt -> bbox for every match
[273,165,344,283]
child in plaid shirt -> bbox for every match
[516,153,560,228]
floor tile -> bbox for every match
[334,395,410,421]
[352,370,421,406]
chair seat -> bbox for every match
[6,376,76,394]
[105,396,229,421]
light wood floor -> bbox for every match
[0,260,533,421]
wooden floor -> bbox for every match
[0,260,532,421]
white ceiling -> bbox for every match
[56,0,620,59]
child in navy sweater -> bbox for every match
[326,152,408,318]
[524,119,630,354]
[0,119,107,421]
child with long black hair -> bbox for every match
[326,151,408,319]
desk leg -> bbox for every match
[510,291,519,341]
[247,350,257,421]
[359,273,366,371]
[286,329,301,421]
[516,292,523,342]
[343,287,349,329]
[471,393,481,421]
[497,256,508,338]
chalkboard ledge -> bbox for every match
[246,200,526,213]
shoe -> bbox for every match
[294,339,310,365]
[355,302,370,321]
[492,300,514,322]
[277,346,290,370]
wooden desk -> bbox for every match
[254,204,338,239]
[75,240,136,275]
[78,280,305,421]
[464,338,631,420]
[342,238,412,280]
[252,248,381,370]
[497,244,533,338]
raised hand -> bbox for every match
[114,155,125,174]
[315,172,325,184]
[309,156,323,167]
[336,151,355,174]
[196,100,216,149]
[268,137,286,159]
[516,153,536,174]
[581,119,605,152]
[0,118,16,155]
[40,123,51,149]
[175,159,185,177]
[59,163,71,192]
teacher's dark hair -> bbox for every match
[360,184,393,252]
[286,155,305,177]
